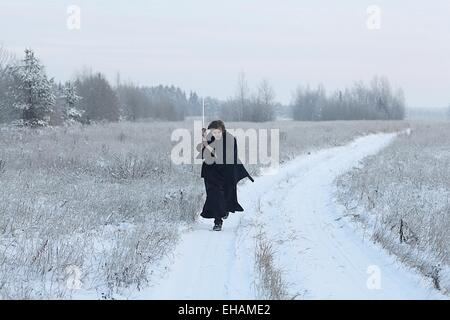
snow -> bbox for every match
[139,132,445,300]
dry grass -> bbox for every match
[0,119,408,298]
[336,121,450,295]
[254,232,288,300]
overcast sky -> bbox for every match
[1,0,449,107]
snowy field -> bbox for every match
[337,122,450,296]
[3,119,446,299]
[139,132,444,300]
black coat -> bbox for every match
[197,131,254,219]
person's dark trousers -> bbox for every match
[214,218,223,226]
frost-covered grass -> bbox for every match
[0,119,407,299]
[336,122,450,295]
[254,231,288,300]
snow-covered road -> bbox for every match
[142,133,444,300]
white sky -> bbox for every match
[1,0,450,107]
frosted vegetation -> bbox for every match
[0,120,407,298]
[0,47,415,129]
[1,44,448,299]
[336,122,450,295]
[292,78,406,121]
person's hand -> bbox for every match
[202,128,208,146]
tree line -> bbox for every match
[292,78,406,121]
[0,48,198,126]
[218,72,276,122]
[0,46,409,127]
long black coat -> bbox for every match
[197,130,254,219]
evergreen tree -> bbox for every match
[75,72,120,122]
[0,46,17,123]
[62,81,83,123]
[9,49,55,126]
[253,79,276,122]
[188,91,201,116]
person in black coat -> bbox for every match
[197,120,254,231]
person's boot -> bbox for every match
[223,213,229,220]
[213,218,223,231]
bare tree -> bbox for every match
[0,45,15,122]
[293,77,405,121]
[236,71,250,121]
[220,71,251,121]
[292,84,326,121]
[257,79,275,107]
[0,44,14,72]
[252,79,275,122]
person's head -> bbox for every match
[207,120,226,140]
